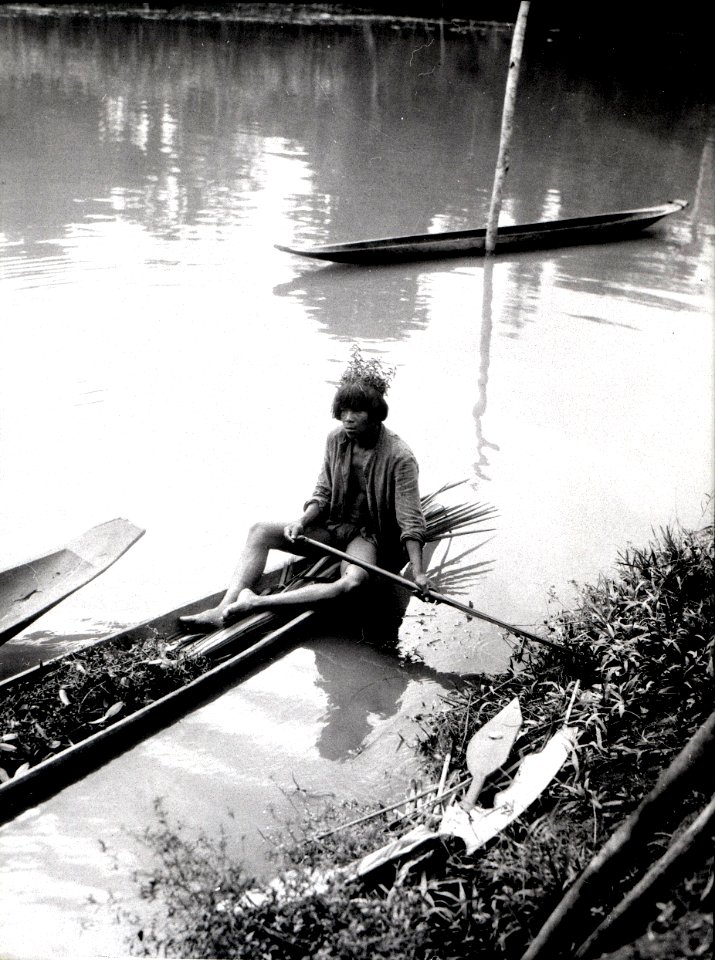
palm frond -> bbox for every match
[424,497,498,541]
[429,562,494,595]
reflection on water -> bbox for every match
[2,17,711,252]
[0,12,712,958]
[309,636,463,760]
[271,222,704,347]
[273,263,433,340]
[473,260,499,480]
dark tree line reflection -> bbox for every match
[1,13,711,485]
[1,15,710,245]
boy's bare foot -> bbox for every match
[179,588,260,631]
[223,587,259,620]
[178,607,227,632]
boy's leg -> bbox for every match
[221,535,377,620]
[180,521,327,630]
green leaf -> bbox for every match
[88,701,124,725]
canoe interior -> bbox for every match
[0,554,339,824]
[275,200,688,264]
[0,519,145,647]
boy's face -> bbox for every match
[340,407,371,439]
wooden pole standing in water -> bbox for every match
[485,1,531,254]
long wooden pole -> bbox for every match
[485,1,530,254]
[574,794,715,959]
[520,710,715,960]
[296,534,563,651]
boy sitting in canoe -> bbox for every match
[179,348,431,632]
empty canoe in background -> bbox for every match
[275,199,688,265]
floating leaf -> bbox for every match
[88,701,124,725]
[1,733,18,742]
[13,762,30,778]
[0,767,9,783]
[48,740,62,750]
[0,742,17,753]
[59,688,70,706]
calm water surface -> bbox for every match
[0,14,712,957]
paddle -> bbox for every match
[295,534,563,651]
[348,697,522,879]
[459,696,523,811]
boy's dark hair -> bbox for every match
[331,381,388,423]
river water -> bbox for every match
[0,12,712,958]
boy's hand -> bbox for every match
[414,572,434,600]
[284,521,304,542]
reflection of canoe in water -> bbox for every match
[275,199,688,264]
[0,488,493,825]
[0,519,145,647]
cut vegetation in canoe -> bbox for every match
[275,200,688,264]
[0,518,145,647]
[0,555,336,825]
[0,488,496,826]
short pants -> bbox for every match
[304,522,378,552]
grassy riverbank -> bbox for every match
[120,522,713,959]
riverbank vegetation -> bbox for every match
[120,523,713,958]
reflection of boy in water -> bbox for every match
[180,350,431,632]
[312,641,461,761]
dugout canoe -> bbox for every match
[0,542,440,825]
[0,487,494,825]
[0,554,341,826]
[0,519,145,648]
[275,199,688,265]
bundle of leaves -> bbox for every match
[339,344,396,396]
[0,638,207,782]
[118,523,713,959]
